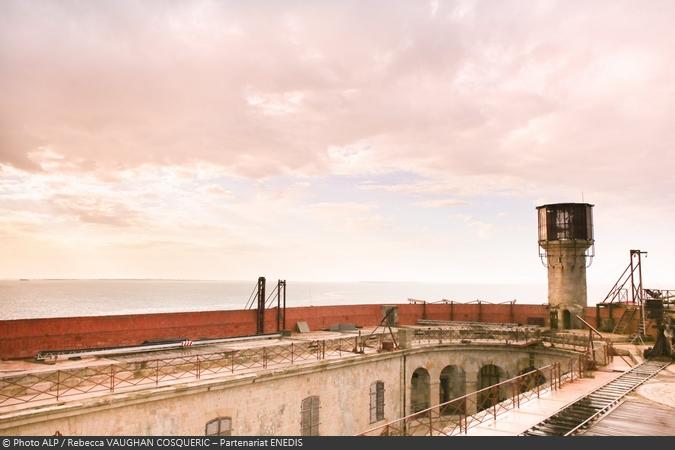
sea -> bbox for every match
[0,279,606,320]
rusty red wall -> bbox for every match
[1,303,563,360]
[0,310,257,360]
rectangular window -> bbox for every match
[301,396,320,436]
[370,381,385,423]
[205,417,232,436]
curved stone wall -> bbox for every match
[0,345,579,436]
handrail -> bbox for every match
[358,355,585,436]
[576,315,628,367]
[576,315,603,339]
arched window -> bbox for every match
[370,381,385,423]
[301,396,320,436]
[205,417,232,436]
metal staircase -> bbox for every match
[612,306,637,334]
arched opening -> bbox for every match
[517,367,547,393]
[477,364,505,412]
[550,310,558,329]
[562,309,572,329]
[439,365,466,415]
[410,368,430,413]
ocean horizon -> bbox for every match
[0,279,609,320]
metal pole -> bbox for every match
[636,251,646,338]
[283,280,287,330]
[277,279,281,332]
[630,251,637,304]
[257,277,266,335]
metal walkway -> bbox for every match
[522,359,671,436]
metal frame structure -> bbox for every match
[596,250,648,342]
[245,277,287,334]
[536,203,595,269]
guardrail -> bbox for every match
[357,355,587,436]
[410,326,541,345]
[0,326,574,412]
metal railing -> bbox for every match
[0,335,367,410]
[410,326,541,345]
[543,331,613,366]
[358,355,588,436]
[1,326,571,412]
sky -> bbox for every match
[1,0,674,290]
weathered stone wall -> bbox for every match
[544,242,591,329]
[0,346,577,436]
[403,346,574,415]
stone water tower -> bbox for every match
[537,203,594,329]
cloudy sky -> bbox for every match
[1,0,674,289]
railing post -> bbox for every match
[110,364,114,392]
[557,363,561,389]
[56,370,61,400]
[263,347,268,368]
[516,381,520,407]
[322,340,326,359]
[579,355,584,378]
[492,389,497,420]
[196,355,201,379]
[428,408,433,435]
[155,360,159,386]
[291,343,294,364]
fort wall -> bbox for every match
[0,346,574,436]
[0,303,631,360]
